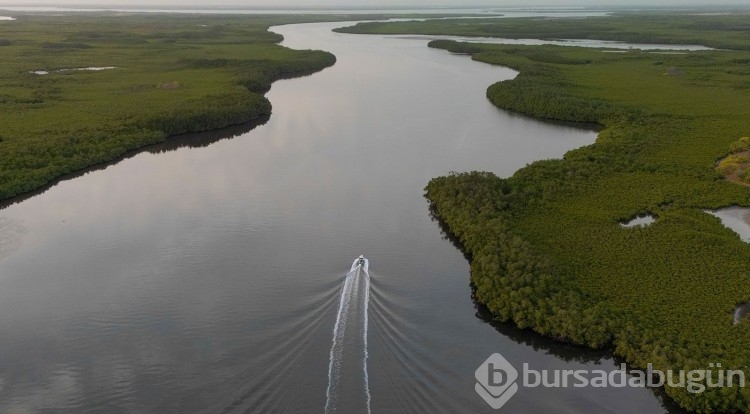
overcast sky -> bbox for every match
[4,0,750,7]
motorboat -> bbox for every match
[350,255,369,273]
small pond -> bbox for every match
[620,215,656,228]
[29,67,116,75]
[707,206,750,243]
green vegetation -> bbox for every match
[0,13,346,199]
[341,14,750,413]
[336,13,750,50]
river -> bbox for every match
[0,20,683,413]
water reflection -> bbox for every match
[707,206,750,242]
[389,34,714,51]
[0,217,26,261]
[706,206,750,326]
[472,293,608,364]
[734,303,750,324]
[0,19,675,413]
[620,214,656,228]
[0,118,268,211]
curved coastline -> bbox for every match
[0,59,335,204]
[0,15,337,204]
[424,37,750,413]
[0,118,269,210]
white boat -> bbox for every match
[350,255,369,273]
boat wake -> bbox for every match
[325,256,371,414]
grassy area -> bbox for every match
[0,13,353,199]
[341,15,750,413]
[717,137,750,186]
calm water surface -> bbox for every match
[707,207,750,325]
[621,215,657,228]
[0,21,682,413]
[709,206,750,243]
[388,34,713,51]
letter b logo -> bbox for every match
[475,353,519,409]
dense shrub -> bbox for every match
[423,39,750,413]
[0,14,337,201]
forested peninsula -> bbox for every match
[0,14,344,200]
[343,14,750,413]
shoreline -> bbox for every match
[0,117,269,211]
[0,14,338,205]
[423,34,750,412]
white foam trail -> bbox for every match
[326,259,371,414]
[325,274,351,413]
[363,268,371,414]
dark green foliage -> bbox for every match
[41,41,91,50]
[0,14,339,201]
[426,172,614,347]
[138,91,272,137]
[236,74,273,93]
[400,17,750,414]
[338,13,750,51]
[428,39,482,54]
[0,126,166,199]
[65,31,148,44]
[428,40,617,123]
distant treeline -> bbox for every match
[337,14,750,50]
